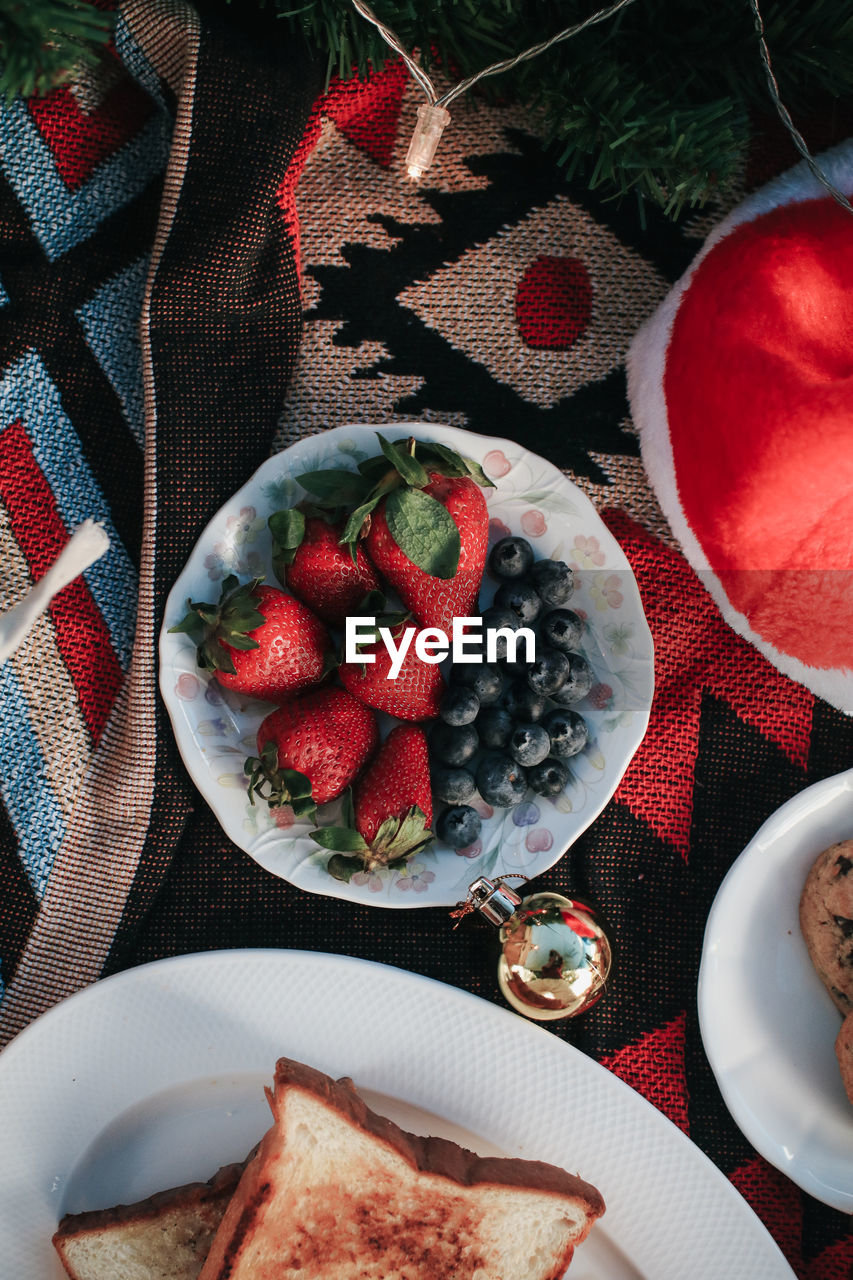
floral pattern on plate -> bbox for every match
[160,423,654,908]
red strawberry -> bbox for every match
[292,436,493,631]
[365,471,489,631]
[338,623,445,721]
[246,686,378,815]
[169,575,332,703]
[355,725,433,844]
[310,724,433,875]
[169,575,332,702]
[274,515,381,627]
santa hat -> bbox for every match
[628,143,853,714]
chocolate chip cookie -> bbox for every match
[799,839,853,1015]
[836,1011,853,1106]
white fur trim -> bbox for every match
[626,140,853,713]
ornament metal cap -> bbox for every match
[464,875,523,926]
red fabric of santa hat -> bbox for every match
[628,143,853,714]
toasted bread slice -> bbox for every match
[198,1057,604,1280]
[53,1159,245,1280]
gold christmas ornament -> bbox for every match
[454,876,613,1022]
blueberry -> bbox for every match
[429,722,478,766]
[503,680,547,723]
[508,723,551,767]
[479,606,521,662]
[497,650,528,679]
[476,754,528,808]
[526,647,570,696]
[540,608,584,653]
[530,559,574,606]
[436,805,482,849]
[550,653,594,705]
[440,685,479,726]
[488,535,534,580]
[543,708,588,758]
[480,603,520,632]
[451,661,503,704]
[466,663,505,706]
[477,705,514,749]
[527,758,570,797]
[431,766,476,805]
[493,580,542,626]
[451,661,484,687]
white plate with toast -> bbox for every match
[698,768,853,1213]
[0,949,793,1277]
[159,423,654,907]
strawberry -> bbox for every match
[246,685,378,816]
[295,437,489,632]
[339,623,445,721]
[269,511,381,627]
[365,471,489,631]
[169,575,332,703]
[295,435,493,632]
[310,724,433,876]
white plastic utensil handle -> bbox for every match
[0,519,110,664]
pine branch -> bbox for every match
[546,75,749,217]
[6,0,853,215]
[0,0,113,100]
[276,0,853,212]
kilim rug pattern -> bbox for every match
[0,4,850,1274]
[0,0,322,1035]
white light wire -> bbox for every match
[435,0,638,109]
[348,0,436,101]
[748,0,853,215]
[351,0,853,211]
[349,0,638,109]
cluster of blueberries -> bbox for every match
[432,536,594,850]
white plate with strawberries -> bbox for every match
[160,423,654,906]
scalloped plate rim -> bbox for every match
[698,768,853,1213]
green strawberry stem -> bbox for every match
[168,574,265,676]
[325,854,365,883]
[335,599,410,663]
[268,499,372,580]
[244,742,316,819]
[267,507,306,575]
[377,433,429,488]
[310,804,433,875]
[296,434,494,577]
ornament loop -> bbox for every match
[450,874,529,928]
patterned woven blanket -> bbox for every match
[0,1,851,1273]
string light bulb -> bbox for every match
[349,0,639,180]
[405,103,451,179]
